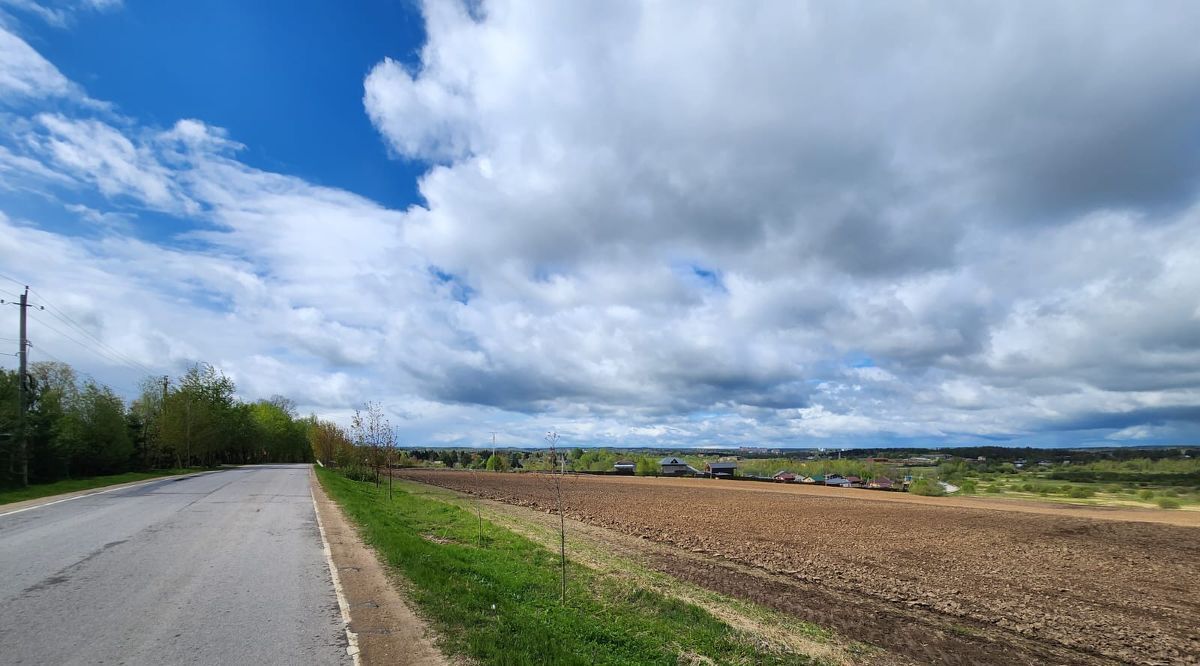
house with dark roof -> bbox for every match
[659,456,693,476]
[825,475,851,487]
[773,471,796,483]
[705,461,737,478]
[613,460,636,474]
[866,476,894,490]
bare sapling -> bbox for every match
[466,447,485,548]
[352,401,394,496]
[546,430,567,604]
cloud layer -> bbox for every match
[3,1,1200,447]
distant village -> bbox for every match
[615,455,950,493]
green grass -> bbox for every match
[317,468,813,665]
[963,472,1200,510]
[0,468,207,506]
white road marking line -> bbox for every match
[0,471,219,519]
[311,482,362,665]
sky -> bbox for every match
[1,1,1199,449]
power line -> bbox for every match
[27,311,152,376]
[29,288,157,376]
[27,341,70,366]
[27,342,141,396]
[36,307,157,376]
[4,281,157,399]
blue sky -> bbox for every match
[25,0,426,211]
[2,0,1200,449]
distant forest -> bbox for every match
[0,361,317,488]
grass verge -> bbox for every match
[394,476,862,664]
[317,467,816,665]
[0,468,208,506]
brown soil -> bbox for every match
[310,469,450,666]
[397,470,1200,666]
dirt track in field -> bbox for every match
[397,470,1200,666]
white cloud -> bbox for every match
[0,0,122,29]
[0,0,70,28]
[363,57,474,162]
[33,114,196,212]
[3,1,1200,447]
[0,26,77,98]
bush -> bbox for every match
[1138,489,1156,501]
[340,463,376,483]
[958,479,978,494]
[635,457,658,476]
[1067,486,1094,499]
[1157,497,1182,510]
[985,484,1003,494]
[908,478,945,496]
[1021,482,1035,492]
[485,454,508,472]
[1162,488,1179,497]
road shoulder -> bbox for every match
[0,470,219,517]
[309,468,450,666]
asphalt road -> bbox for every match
[0,464,352,665]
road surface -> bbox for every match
[0,464,351,665]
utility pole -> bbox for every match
[156,375,168,470]
[2,286,43,487]
[185,397,191,469]
[1,287,42,487]
[17,287,28,487]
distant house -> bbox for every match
[845,475,863,487]
[613,460,636,475]
[802,474,825,484]
[866,476,894,490]
[825,476,851,487]
[659,457,692,476]
[773,471,796,483]
[705,461,737,478]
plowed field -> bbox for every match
[396,470,1200,665]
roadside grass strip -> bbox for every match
[0,468,209,506]
[393,477,862,664]
[317,468,816,665]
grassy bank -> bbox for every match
[394,475,861,664]
[0,468,208,506]
[316,467,814,665]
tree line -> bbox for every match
[0,361,317,488]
